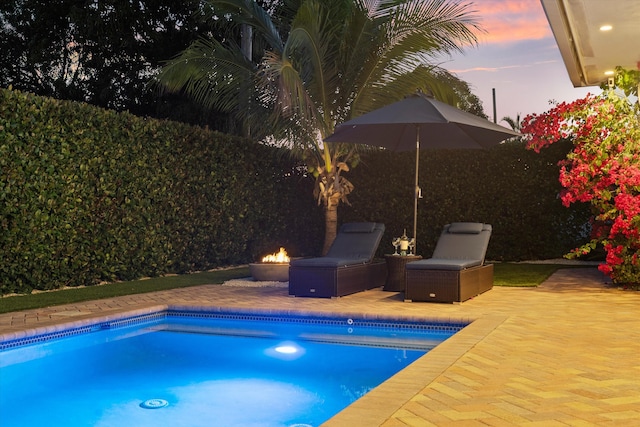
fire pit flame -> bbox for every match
[251,247,290,281]
[261,247,290,264]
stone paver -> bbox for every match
[1,267,639,426]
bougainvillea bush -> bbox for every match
[521,70,640,285]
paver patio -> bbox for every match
[1,267,639,425]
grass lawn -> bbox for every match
[492,263,581,287]
[0,267,250,314]
[0,263,594,314]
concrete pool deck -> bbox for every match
[1,267,640,425]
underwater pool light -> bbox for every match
[266,341,305,360]
[275,345,298,354]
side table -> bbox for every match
[383,254,422,291]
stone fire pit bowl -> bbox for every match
[249,262,290,282]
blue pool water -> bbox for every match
[0,310,464,427]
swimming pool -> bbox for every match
[0,309,466,427]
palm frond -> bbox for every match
[351,66,459,117]
[157,0,484,146]
[155,37,254,113]
[386,0,481,54]
[205,0,285,52]
[344,0,480,118]
[285,1,343,134]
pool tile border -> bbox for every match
[1,305,471,350]
[0,305,168,348]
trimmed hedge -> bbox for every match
[342,140,591,261]
[0,88,323,294]
[1,88,591,294]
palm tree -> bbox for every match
[156,0,481,254]
[501,113,522,132]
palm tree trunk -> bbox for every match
[241,24,252,60]
[322,203,338,255]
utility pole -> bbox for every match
[492,88,497,123]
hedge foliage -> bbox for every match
[342,140,591,261]
[1,88,591,294]
[0,88,323,294]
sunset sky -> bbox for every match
[440,0,597,125]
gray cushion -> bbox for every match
[447,222,484,234]
[291,222,385,268]
[432,223,491,261]
[407,222,491,271]
[325,222,385,261]
[290,257,369,268]
[405,258,482,271]
[290,222,385,268]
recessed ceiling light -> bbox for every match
[604,70,615,76]
[599,25,613,31]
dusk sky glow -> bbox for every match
[439,0,598,125]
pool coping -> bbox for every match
[0,303,505,426]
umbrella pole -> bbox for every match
[414,126,420,252]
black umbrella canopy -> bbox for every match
[324,92,520,251]
[325,92,520,150]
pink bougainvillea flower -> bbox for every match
[522,81,640,285]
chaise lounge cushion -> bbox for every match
[447,222,484,234]
[406,223,491,271]
[290,222,384,268]
[289,256,370,268]
[408,258,482,271]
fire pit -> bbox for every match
[249,247,291,282]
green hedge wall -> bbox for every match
[0,88,323,294]
[341,140,591,261]
[1,88,591,295]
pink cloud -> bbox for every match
[470,0,552,44]
[450,59,559,75]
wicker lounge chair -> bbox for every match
[289,222,387,298]
[405,222,493,303]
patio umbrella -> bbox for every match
[324,91,520,251]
